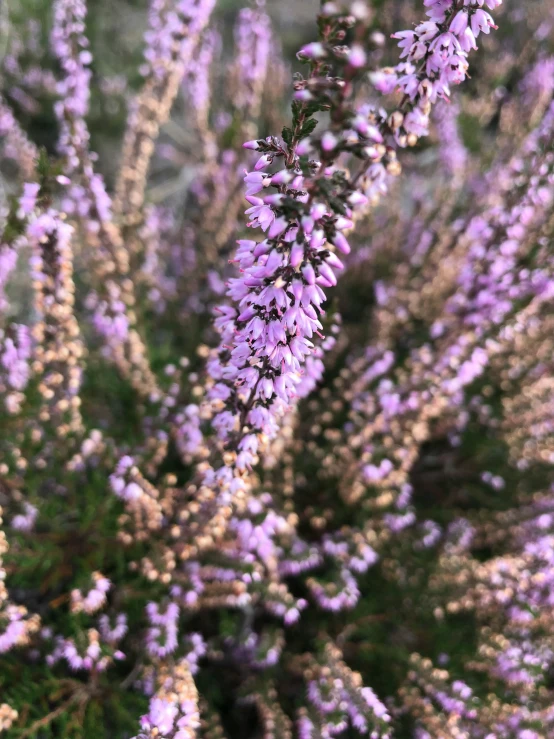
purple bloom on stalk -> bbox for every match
[18,183,40,216]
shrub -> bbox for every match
[2,0,554,737]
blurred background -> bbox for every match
[2,0,318,179]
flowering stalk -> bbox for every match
[337,98,554,519]
[0,243,17,316]
[410,486,554,736]
[0,218,32,416]
[51,0,161,400]
[27,206,85,442]
[190,0,502,546]
[241,681,293,739]
[113,0,216,227]
[177,2,275,291]
[432,100,468,181]
[293,643,392,738]
[498,308,554,468]
[184,30,220,166]
[134,659,200,739]
[0,703,18,734]
[231,3,272,135]
[0,506,40,700]
[0,96,38,180]
[0,323,32,415]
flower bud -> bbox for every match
[297,42,326,61]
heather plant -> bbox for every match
[1,0,554,737]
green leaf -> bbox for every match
[328,196,347,215]
[300,118,318,139]
[282,126,294,147]
[36,147,50,179]
[291,100,303,123]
